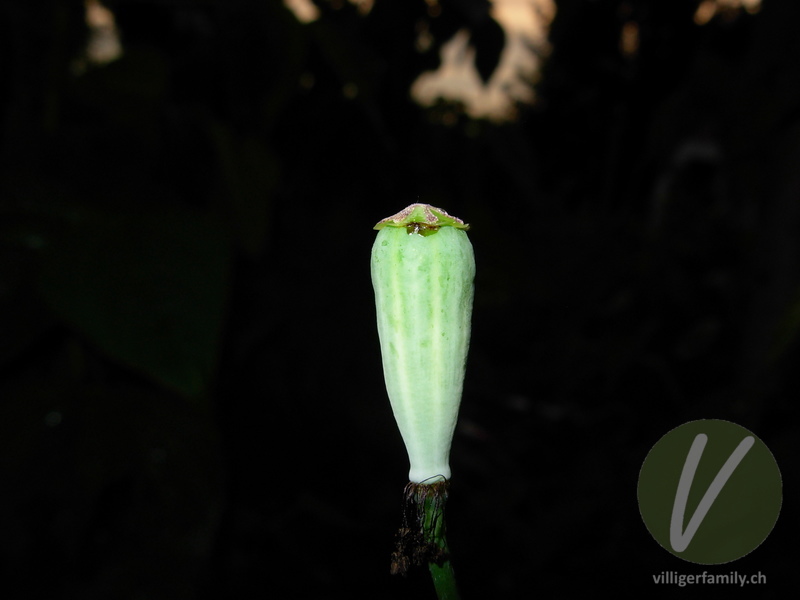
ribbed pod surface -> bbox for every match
[371,214,475,483]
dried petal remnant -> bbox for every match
[390,480,451,575]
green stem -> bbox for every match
[428,541,461,600]
[429,560,460,600]
[391,481,461,600]
[420,484,461,600]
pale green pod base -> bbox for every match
[371,224,475,483]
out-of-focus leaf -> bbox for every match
[36,204,229,400]
[210,124,278,258]
[770,284,800,361]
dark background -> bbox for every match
[1,0,797,598]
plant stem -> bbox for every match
[420,483,461,600]
[429,559,460,600]
[391,480,461,600]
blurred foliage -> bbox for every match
[36,203,229,399]
[1,0,799,598]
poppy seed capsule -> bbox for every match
[371,204,475,483]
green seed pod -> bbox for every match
[371,204,475,483]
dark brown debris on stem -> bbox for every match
[390,479,450,576]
